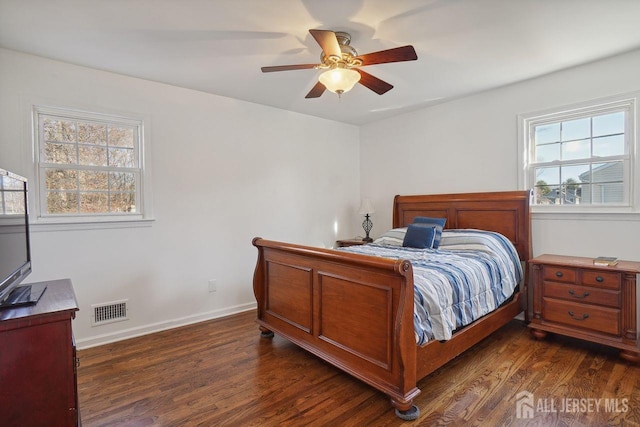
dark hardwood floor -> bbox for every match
[77,310,640,426]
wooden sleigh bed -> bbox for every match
[252,191,532,420]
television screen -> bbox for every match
[0,168,31,303]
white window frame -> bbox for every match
[32,105,153,228]
[518,92,640,219]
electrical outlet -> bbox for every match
[208,279,217,293]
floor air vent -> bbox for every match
[91,300,129,326]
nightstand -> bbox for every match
[335,239,369,248]
[528,254,640,363]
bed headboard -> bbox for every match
[393,190,532,261]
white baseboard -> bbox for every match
[76,302,257,350]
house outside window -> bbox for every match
[33,105,148,222]
[519,94,638,215]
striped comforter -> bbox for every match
[338,230,523,344]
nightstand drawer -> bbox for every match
[543,298,620,336]
[544,282,620,308]
[543,266,576,284]
[582,270,620,290]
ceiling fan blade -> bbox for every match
[261,64,318,73]
[305,81,326,98]
[309,29,341,58]
[356,45,418,66]
[357,70,394,95]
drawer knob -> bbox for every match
[568,311,589,321]
[596,276,604,282]
[568,289,590,299]
[555,271,563,278]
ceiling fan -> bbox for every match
[261,29,418,99]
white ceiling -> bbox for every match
[2,0,640,125]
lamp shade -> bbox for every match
[358,198,375,215]
[319,68,361,94]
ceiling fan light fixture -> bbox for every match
[318,67,361,96]
[261,29,417,99]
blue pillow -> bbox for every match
[413,217,447,248]
[403,224,436,249]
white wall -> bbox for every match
[361,49,640,260]
[0,48,361,348]
[4,46,639,348]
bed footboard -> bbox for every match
[252,237,420,414]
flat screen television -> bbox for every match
[0,168,33,305]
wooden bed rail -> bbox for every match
[252,237,420,413]
[252,237,412,272]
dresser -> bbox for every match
[0,279,80,425]
[529,254,640,362]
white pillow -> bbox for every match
[372,227,407,246]
[438,230,500,253]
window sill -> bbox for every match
[532,210,640,222]
[31,216,155,232]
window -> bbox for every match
[519,95,638,214]
[0,172,24,215]
[34,106,146,221]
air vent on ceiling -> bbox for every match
[91,300,129,326]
